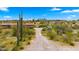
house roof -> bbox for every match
[0,22,35,26]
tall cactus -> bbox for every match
[16,11,23,46]
[19,11,23,41]
[12,11,23,50]
[16,20,20,46]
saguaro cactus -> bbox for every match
[19,11,23,41]
[16,11,23,46]
[12,11,23,50]
[16,20,20,46]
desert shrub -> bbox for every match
[54,35,64,42]
[39,24,47,27]
[0,45,6,48]
[23,27,35,36]
[3,30,11,36]
[42,24,75,46]
[47,30,57,40]
[42,28,46,31]
[22,39,26,42]
[69,42,75,46]
[62,31,75,46]
[0,29,2,33]
[12,45,24,51]
[42,27,48,31]
[19,46,24,50]
[10,42,14,44]
[12,27,35,51]
[12,28,17,37]
[27,42,30,45]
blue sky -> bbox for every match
[0,7,79,20]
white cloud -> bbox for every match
[62,10,72,13]
[70,15,76,17]
[67,16,71,19]
[73,9,79,12]
[0,7,8,12]
[4,16,11,18]
[62,9,79,13]
[51,7,61,11]
[67,15,76,19]
[3,16,12,20]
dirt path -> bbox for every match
[24,28,59,51]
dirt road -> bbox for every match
[24,28,59,51]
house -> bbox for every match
[0,22,35,28]
[24,22,35,27]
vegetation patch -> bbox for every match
[42,21,79,46]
